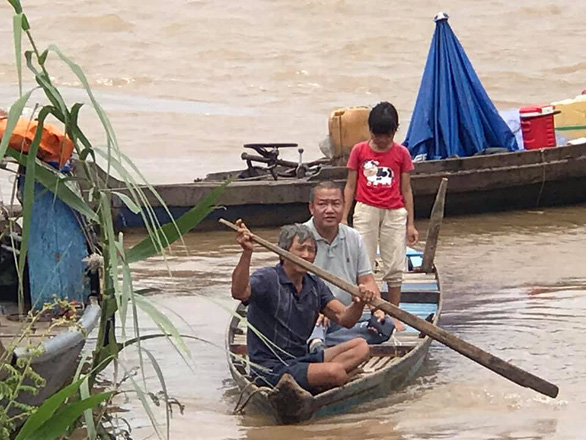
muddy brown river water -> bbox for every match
[119,206,586,439]
[1,0,586,437]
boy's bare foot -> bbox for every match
[393,318,406,332]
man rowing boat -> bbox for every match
[230,220,373,392]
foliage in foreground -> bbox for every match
[2,0,227,437]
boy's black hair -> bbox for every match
[368,101,399,135]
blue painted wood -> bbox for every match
[406,247,423,257]
[400,302,438,316]
[406,249,424,268]
[399,302,438,333]
[27,182,90,309]
[401,282,439,292]
[408,256,423,267]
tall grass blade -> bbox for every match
[116,239,148,386]
[7,0,23,14]
[89,196,120,381]
[5,149,99,222]
[128,300,198,374]
[15,377,85,440]
[12,13,23,96]
[141,348,170,440]
[71,352,97,440]
[133,295,191,363]
[112,191,141,214]
[47,45,120,156]
[23,53,67,122]
[126,180,229,264]
[80,377,97,440]
[24,392,113,440]
[117,242,131,337]
[92,147,175,251]
[0,89,33,160]
[128,374,164,440]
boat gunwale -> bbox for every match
[108,141,586,209]
[13,301,101,364]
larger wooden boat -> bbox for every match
[225,251,442,424]
[106,139,586,231]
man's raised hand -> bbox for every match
[235,219,254,252]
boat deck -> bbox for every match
[0,302,54,349]
[0,301,87,357]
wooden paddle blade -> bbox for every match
[369,298,559,398]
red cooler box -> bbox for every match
[519,105,556,150]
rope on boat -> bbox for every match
[233,382,266,415]
[389,331,400,347]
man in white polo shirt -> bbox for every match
[304,181,404,352]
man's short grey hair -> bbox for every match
[278,224,316,253]
[309,181,343,202]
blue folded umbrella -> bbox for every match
[403,12,518,160]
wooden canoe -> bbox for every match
[225,254,442,424]
[103,140,586,231]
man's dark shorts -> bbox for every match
[253,351,325,392]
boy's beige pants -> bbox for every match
[353,202,407,288]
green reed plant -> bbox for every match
[0,299,85,438]
[3,0,229,438]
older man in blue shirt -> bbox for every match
[231,220,374,393]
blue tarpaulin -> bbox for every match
[403,13,518,160]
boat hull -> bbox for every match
[13,303,101,406]
[110,142,586,231]
[226,268,442,424]
[0,302,101,422]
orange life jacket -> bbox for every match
[0,118,75,168]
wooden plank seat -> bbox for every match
[358,355,402,374]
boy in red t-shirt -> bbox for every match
[342,102,418,330]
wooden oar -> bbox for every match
[219,218,559,399]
